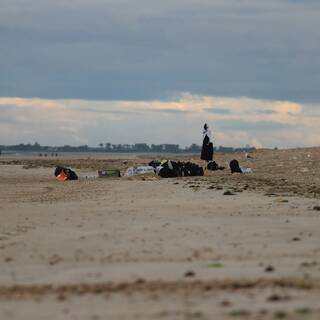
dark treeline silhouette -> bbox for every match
[0,142,256,154]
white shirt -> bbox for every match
[203,128,212,141]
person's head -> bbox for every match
[203,123,208,130]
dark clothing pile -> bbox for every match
[158,166,181,178]
[154,160,204,178]
[182,161,205,177]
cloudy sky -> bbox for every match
[1,0,320,148]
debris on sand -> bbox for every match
[264,265,275,273]
[295,307,312,315]
[275,198,289,203]
[207,263,224,268]
[223,190,235,195]
[184,270,196,277]
[273,311,287,319]
[49,254,63,266]
[229,309,251,317]
[267,294,291,302]
[300,261,318,267]
[220,300,232,307]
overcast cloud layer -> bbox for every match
[1,94,320,148]
[1,0,320,147]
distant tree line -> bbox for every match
[0,142,256,154]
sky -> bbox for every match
[1,0,320,148]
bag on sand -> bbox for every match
[66,168,78,180]
[158,167,180,178]
[183,162,204,176]
[229,159,242,173]
[160,160,183,177]
[54,166,78,180]
[207,161,225,171]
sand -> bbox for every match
[0,148,320,319]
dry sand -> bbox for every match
[0,148,320,319]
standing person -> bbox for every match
[200,123,213,174]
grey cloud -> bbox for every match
[205,108,232,114]
[255,110,277,115]
[0,105,17,111]
[0,0,320,102]
[216,119,292,131]
[69,107,141,115]
[144,108,188,114]
[0,105,21,123]
[69,106,187,114]
[0,115,17,124]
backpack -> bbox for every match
[229,159,242,173]
[207,161,218,171]
[183,162,204,176]
[207,161,225,171]
[158,167,180,178]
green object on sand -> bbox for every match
[98,170,121,178]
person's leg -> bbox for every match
[204,160,208,175]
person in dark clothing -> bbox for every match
[200,123,213,174]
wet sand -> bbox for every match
[0,148,320,319]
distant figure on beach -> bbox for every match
[200,123,213,174]
[245,152,253,159]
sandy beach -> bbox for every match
[1,148,320,319]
